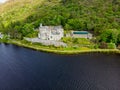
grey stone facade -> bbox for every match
[38,24,64,41]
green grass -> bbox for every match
[62,37,95,49]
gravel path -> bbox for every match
[25,38,67,47]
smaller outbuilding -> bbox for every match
[71,31,92,39]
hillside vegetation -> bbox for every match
[0,0,120,44]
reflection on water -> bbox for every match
[0,43,120,90]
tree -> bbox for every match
[100,29,119,44]
[22,24,34,37]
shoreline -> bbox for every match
[1,39,120,55]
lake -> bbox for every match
[0,43,120,90]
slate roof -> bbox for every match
[73,31,89,34]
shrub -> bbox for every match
[107,43,116,49]
[99,42,108,49]
[94,44,99,49]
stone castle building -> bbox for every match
[38,24,64,41]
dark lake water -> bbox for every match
[0,43,120,90]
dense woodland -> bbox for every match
[0,0,120,45]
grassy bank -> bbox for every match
[1,39,120,55]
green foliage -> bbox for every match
[0,34,9,42]
[99,42,108,49]
[94,44,99,49]
[117,31,120,43]
[62,37,72,43]
[22,23,34,37]
[107,43,116,49]
[100,29,119,44]
[62,37,94,48]
[65,19,86,30]
[0,0,120,45]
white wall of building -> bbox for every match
[38,26,64,41]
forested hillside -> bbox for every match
[0,0,120,43]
